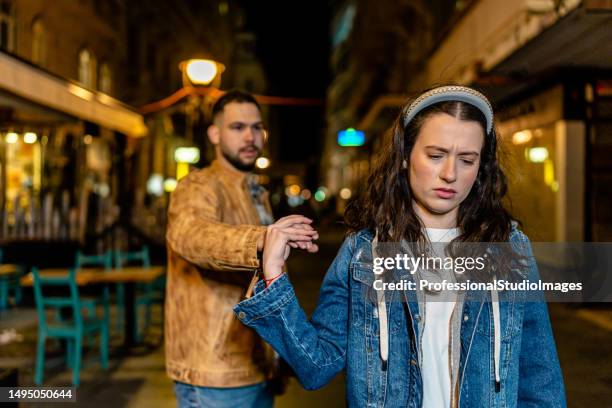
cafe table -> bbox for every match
[21,266,165,348]
[0,264,20,275]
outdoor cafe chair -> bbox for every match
[0,248,24,311]
[32,267,109,386]
[74,251,113,338]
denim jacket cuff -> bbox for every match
[234,273,295,324]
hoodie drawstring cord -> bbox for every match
[491,286,501,392]
[377,289,389,371]
[373,233,389,371]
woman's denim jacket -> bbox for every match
[234,228,566,407]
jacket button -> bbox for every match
[414,315,421,322]
[463,315,469,321]
[410,359,418,366]
[238,311,246,319]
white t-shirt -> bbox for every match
[421,227,460,408]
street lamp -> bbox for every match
[178,58,225,137]
[175,58,225,180]
[179,59,226,88]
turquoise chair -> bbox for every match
[32,267,109,386]
[0,248,8,310]
[0,248,23,311]
[0,272,9,311]
[74,251,113,329]
[115,246,163,342]
[114,246,151,269]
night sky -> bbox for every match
[240,2,331,163]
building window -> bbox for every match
[99,62,112,94]
[31,17,46,65]
[78,48,97,89]
[0,0,14,51]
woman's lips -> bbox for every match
[434,188,457,199]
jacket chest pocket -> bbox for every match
[475,290,525,341]
[351,264,403,335]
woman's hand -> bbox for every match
[262,215,319,280]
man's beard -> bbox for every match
[221,145,260,172]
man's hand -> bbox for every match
[261,215,319,280]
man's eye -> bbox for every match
[461,159,475,165]
[428,155,443,160]
[232,125,245,131]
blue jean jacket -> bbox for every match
[234,228,566,407]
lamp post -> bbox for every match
[178,59,225,142]
[176,58,224,177]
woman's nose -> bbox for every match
[439,158,457,183]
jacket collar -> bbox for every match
[210,159,251,184]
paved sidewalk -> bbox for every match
[0,228,347,407]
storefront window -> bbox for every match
[503,125,558,241]
[3,131,42,228]
[502,116,587,243]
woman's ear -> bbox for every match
[207,124,220,145]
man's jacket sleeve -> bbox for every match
[166,172,266,272]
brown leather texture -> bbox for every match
[165,160,276,387]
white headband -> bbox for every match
[403,85,494,134]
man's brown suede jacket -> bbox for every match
[165,159,275,387]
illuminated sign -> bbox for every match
[175,147,200,164]
[338,128,365,147]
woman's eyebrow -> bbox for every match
[424,145,449,152]
[424,145,479,156]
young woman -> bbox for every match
[234,86,566,407]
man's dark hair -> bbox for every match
[211,90,261,120]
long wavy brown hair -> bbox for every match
[345,96,515,245]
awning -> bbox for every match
[492,5,612,76]
[478,4,612,104]
[0,51,147,137]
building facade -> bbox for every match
[0,0,146,250]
